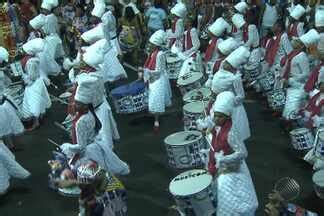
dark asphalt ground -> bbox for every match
[0,67,323,216]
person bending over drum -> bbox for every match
[198,91,258,215]
[139,30,172,131]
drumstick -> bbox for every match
[54,121,70,132]
[50,82,59,89]
[48,138,61,149]
[50,95,69,105]
[123,62,139,72]
[200,99,215,152]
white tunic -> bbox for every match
[211,69,251,141]
[167,18,185,49]
[262,3,278,28]
[145,51,172,114]
[0,99,24,137]
[213,128,258,215]
[0,142,30,194]
[22,58,51,118]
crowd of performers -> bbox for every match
[0,0,324,215]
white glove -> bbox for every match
[121,163,130,175]
[214,150,224,169]
[177,52,187,61]
[234,96,242,106]
[313,159,324,171]
[304,111,311,119]
[60,143,82,157]
[312,115,324,128]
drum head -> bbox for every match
[164,131,202,146]
[59,92,72,98]
[289,128,309,135]
[183,101,207,113]
[169,169,212,197]
[167,55,180,63]
[183,88,211,103]
[312,170,324,186]
[177,72,203,86]
[58,186,81,197]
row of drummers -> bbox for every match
[156,5,324,215]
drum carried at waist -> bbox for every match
[183,101,207,131]
[166,51,183,79]
[312,169,324,199]
[169,169,216,216]
[110,80,148,114]
[289,128,314,151]
[177,72,204,96]
[164,130,207,169]
[183,87,211,104]
[267,89,286,111]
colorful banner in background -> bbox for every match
[0,3,17,59]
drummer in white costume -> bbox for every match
[204,17,231,70]
[203,91,258,215]
[21,38,52,130]
[61,75,130,176]
[0,47,24,149]
[27,14,45,41]
[211,46,251,142]
[0,141,30,195]
[281,29,320,120]
[234,2,248,15]
[140,30,172,129]
[167,3,187,50]
[287,4,306,39]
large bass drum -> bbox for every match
[169,169,216,216]
[164,131,207,169]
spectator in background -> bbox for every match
[18,0,38,26]
[145,0,167,35]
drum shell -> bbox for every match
[177,73,205,96]
[312,170,324,199]
[166,53,183,80]
[289,128,314,150]
[182,88,211,104]
[164,131,207,169]
[110,81,148,114]
[315,133,324,157]
[183,102,207,131]
[258,72,274,92]
[267,89,285,111]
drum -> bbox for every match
[315,131,324,157]
[164,131,207,169]
[282,88,306,120]
[183,88,211,104]
[183,101,207,131]
[166,52,183,79]
[244,66,261,82]
[267,89,285,111]
[258,72,274,92]
[118,25,139,53]
[3,84,24,107]
[289,128,314,150]
[169,169,216,216]
[111,80,148,114]
[59,92,72,104]
[312,170,324,199]
[58,186,81,197]
[177,72,204,96]
[9,61,24,77]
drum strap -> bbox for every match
[304,62,324,93]
[21,55,32,70]
[144,48,159,70]
[208,120,234,176]
[242,24,249,43]
[288,22,298,39]
[305,92,324,118]
[212,57,226,73]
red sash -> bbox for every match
[304,62,324,92]
[305,92,324,117]
[170,17,179,46]
[265,33,283,66]
[183,29,197,58]
[213,57,226,73]
[242,25,249,42]
[21,55,32,70]
[288,23,298,38]
[144,48,159,70]
[71,110,89,144]
[231,25,237,33]
[281,50,301,80]
[204,37,218,62]
[208,120,234,176]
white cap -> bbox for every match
[170,3,187,18]
[89,73,105,107]
[83,47,104,68]
[87,38,110,54]
[217,37,238,55]
[232,13,246,29]
[22,38,45,55]
[75,74,97,104]
[234,2,248,14]
[91,3,106,18]
[0,47,9,63]
[315,9,324,27]
[81,24,105,44]
[208,17,230,37]
[290,4,306,20]
[41,0,57,11]
[211,70,236,94]
[29,14,45,30]
[213,91,235,116]
[225,46,250,68]
[149,30,166,47]
[299,29,320,47]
